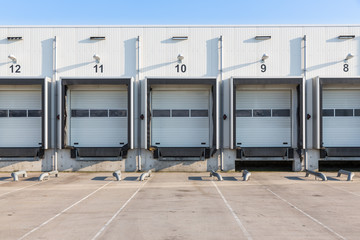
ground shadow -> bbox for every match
[123,176,139,181]
[326,176,341,181]
[188,176,203,181]
[0,177,11,181]
[285,176,305,181]
[91,176,109,181]
[24,177,39,181]
[222,177,239,181]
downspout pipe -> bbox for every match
[303,35,307,79]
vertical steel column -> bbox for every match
[53,36,58,171]
[218,36,224,171]
[303,35,307,151]
[136,36,142,171]
[302,35,309,170]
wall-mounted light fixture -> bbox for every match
[7,37,22,41]
[93,54,100,63]
[345,53,354,61]
[172,36,188,40]
[90,36,106,40]
[177,54,184,62]
[255,36,271,40]
[338,35,355,40]
[261,53,269,62]
[8,55,17,63]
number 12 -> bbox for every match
[10,65,21,73]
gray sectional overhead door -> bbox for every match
[0,87,42,147]
[236,90,292,147]
[69,86,128,147]
[322,89,360,147]
[151,90,210,147]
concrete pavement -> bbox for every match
[0,171,359,240]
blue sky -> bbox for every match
[0,0,360,25]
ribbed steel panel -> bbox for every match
[70,89,128,147]
[236,90,291,109]
[323,90,360,147]
[1,26,360,165]
[323,90,360,109]
[0,89,41,147]
[236,90,291,147]
[305,26,360,77]
[0,90,41,109]
[70,90,127,109]
[152,90,209,109]
[151,90,210,147]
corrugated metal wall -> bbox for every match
[0,26,359,171]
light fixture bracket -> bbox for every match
[7,37,22,41]
[93,54,100,63]
[338,35,355,40]
[345,53,354,61]
[255,36,271,40]
[172,36,188,40]
[261,53,269,62]
[177,54,184,62]
[90,36,106,40]
[8,55,17,63]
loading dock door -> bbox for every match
[151,90,210,147]
[69,87,128,147]
[236,90,292,147]
[0,88,42,147]
[322,90,360,147]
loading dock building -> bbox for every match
[0,25,359,172]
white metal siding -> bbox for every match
[151,90,210,147]
[236,90,291,147]
[70,89,128,147]
[0,89,42,147]
[323,90,360,147]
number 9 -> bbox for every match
[261,64,266,72]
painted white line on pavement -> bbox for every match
[325,184,360,198]
[18,181,113,240]
[0,180,11,185]
[212,181,253,240]
[267,188,346,240]
[91,180,149,240]
[0,182,43,198]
